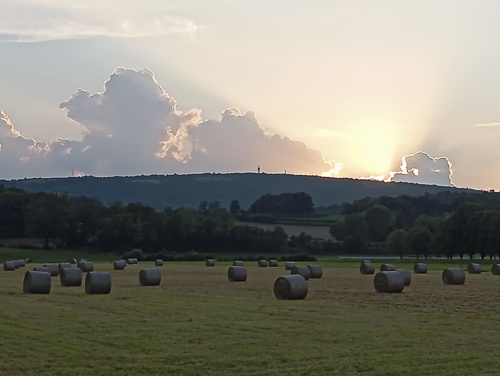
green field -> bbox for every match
[1,259,500,375]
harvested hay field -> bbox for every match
[1,262,500,375]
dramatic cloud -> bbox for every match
[0,1,199,42]
[388,151,454,186]
[0,67,341,178]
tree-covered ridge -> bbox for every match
[0,173,469,210]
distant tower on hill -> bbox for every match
[257,165,261,174]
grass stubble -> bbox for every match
[1,262,500,375]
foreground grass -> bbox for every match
[1,263,500,375]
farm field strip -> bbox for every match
[1,263,500,375]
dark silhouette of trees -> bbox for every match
[386,229,407,259]
[249,192,314,215]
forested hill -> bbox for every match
[0,173,473,210]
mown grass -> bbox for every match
[1,262,500,375]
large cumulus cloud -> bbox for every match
[0,67,340,178]
[388,151,454,186]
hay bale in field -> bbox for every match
[274,274,308,300]
[25,258,33,264]
[77,259,87,269]
[57,263,72,274]
[467,263,482,274]
[491,264,500,275]
[79,261,94,273]
[413,263,427,274]
[23,271,51,294]
[139,268,161,286]
[291,265,311,281]
[380,264,396,271]
[126,258,138,265]
[360,261,375,275]
[232,260,244,266]
[4,260,16,271]
[60,267,82,287]
[374,271,405,293]
[70,258,77,264]
[33,267,50,273]
[442,268,465,285]
[205,259,215,267]
[154,259,163,267]
[269,259,278,267]
[113,260,127,270]
[15,259,26,268]
[227,266,247,282]
[258,260,268,267]
[43,263,59,276]
[307,265,323,279]
[285,261,295,270]
[396,268,411,286]
[85,272,112,294]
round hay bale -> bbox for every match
[43,263,59,277]
[70,258,77,264]
[206,259,215,267]
[227,266,247,282]
[491,264,500,275]
[60,267,82,287]
[77,259,86,269]
[232,260,244,266]
[374,271,405,293]
[413,263,427,274]
[139,268,161,286]
[23,271,51,294]
[57,263,72,274]
[285,261,295,270]
[269,259,278,267]
[396,268,411,286]
[274,274,308,300]
[3,260,16,271]
[85,272,112,294]
[113,260,127,270]
[442,268,465,285]
[258,260,268,267]
[467,263,482,274]
[126,258,138,265]
[360,261,375,275]
[307,265,323,279]
[25,258,33,264]
[79,261,94,273]
[154,259,164,267]
[291,265,311,281]
[33,267,50,273]
[380,264,396,271]
[15,259,26,268]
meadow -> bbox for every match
[1,256,500,375]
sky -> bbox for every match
[1,0,500,190]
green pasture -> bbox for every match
[1,261,500,375]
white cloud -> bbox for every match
[388,151,454,186]
[0,67,342,178]
[0,1,200,42]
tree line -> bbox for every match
[0,186,321,256]
[328,191,500,259]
